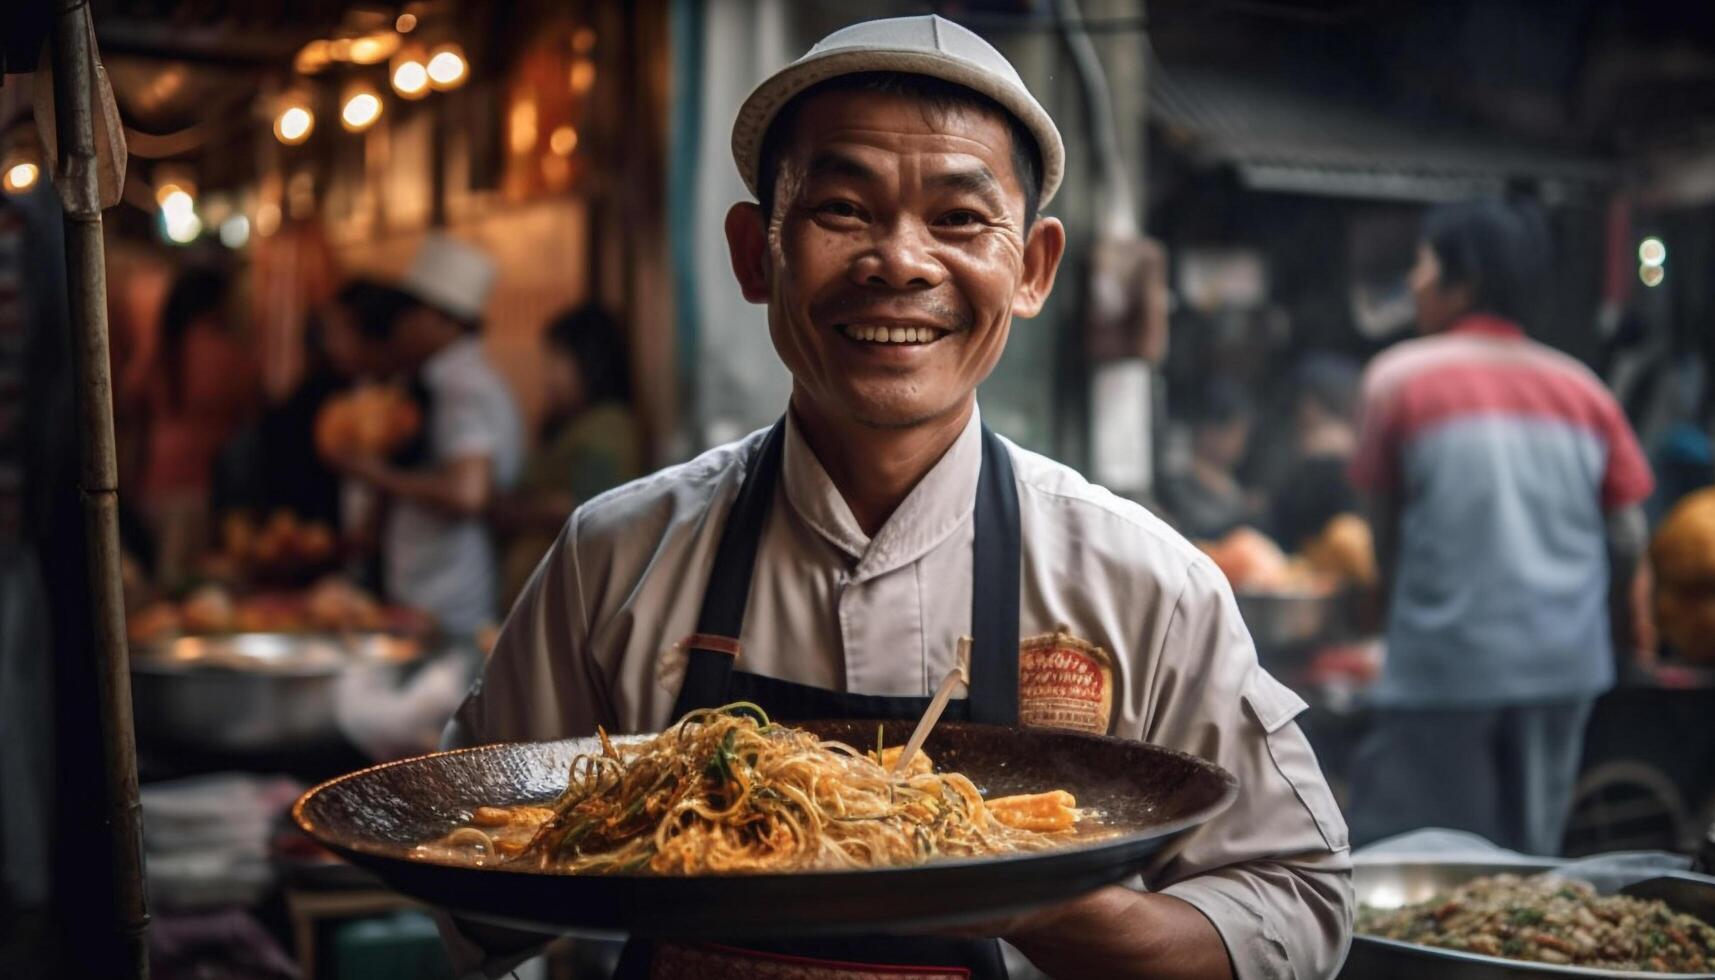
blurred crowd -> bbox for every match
[1152,196,1715,859]
[118,233,643,644]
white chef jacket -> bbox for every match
[450,407,1353,979]
[386,336,523,635]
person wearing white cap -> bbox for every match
[337,234,523,636]
[446,15,1350,980]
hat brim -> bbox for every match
[731,47,1065,210]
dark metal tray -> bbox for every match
[1349,858,1715,979]
[293,720,1236,938]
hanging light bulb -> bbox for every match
[1,131,43,195]
[549,125,578,156]
[275,98,315,145]
[391,47,430,99]
[569,58,596,94]
[426,42,468,90]
[341,83,384,132]
[158,185,201,243]
[295,39,331,74]
[2,162,37,194]
[219,214,251,249]
[349,31,400,66]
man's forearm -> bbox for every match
[1606,504,1648,657]
[1007,887,1233,980]
[1363,492,1400,632]
[358,455,493,517]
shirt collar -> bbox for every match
[1447,313,1526,340]
[781,405,985,580]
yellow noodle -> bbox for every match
[436,703,1078,874]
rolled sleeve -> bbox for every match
[1141,559,1353,979]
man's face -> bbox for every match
[393,304,453,366]
[725,89,1064,430]
[1409,243,1469,335]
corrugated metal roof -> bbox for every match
[1150,63,1617,200]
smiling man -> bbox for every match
[450,16,1351,980]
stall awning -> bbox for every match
[1149,65,1617,202]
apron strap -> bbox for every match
[672,421,787,719]
[672,418,1021,724]
[968,426,1020,725]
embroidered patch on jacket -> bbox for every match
[1018,627,1115,734]
[650,942,971,979]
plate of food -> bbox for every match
[1352,860,1715,978]
[293,704,1236,937]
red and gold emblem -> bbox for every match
[1017,627,1115,735]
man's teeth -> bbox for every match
[841,324,940,344]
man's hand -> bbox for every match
[943,885,1234,980]
[328,452,392,486]
[328,453,494,518]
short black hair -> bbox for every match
[756,71,1043,229]
[1422,198,1550,327]
[1193,378,1253,428]
[159,265,232,409]
[545,304,633,405]
[1294,353,1359,420]
[334,278,417,342]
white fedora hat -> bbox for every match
[731,14,1066,208]
[401,234,497,323]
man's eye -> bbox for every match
[817,201,861,219]
[937,210,983,227]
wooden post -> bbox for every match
[50,2,151,976]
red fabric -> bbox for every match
[140,322,259,497]
[1349,315,1654,511]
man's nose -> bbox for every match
[852,220,945,290]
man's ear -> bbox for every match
[1447,281,1477,322]
[1011,216,1066,319]
[725,202,770,304]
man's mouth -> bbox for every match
[836,322,950,345]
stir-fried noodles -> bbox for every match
[425,703,1080,874]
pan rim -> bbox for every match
[292,720,1240,881]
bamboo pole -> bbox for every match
[50,2,151,976]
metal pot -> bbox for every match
[1234,588,1358,651]
[129,632,423,754]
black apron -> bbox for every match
[615,419,1022,980]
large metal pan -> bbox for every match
[1347,858,1715,979]
[130,632,423,753]
[293,720,1237,938]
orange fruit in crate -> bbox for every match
[1651,488,1715,663]
[180,584,236,634]
[1301,513,1377,587]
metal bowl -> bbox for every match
[130,632,423,753]
[1348,858,1715,979]
[1235,588,1355,650]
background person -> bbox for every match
[494,304,643,605]
[138,265,259,586]
[335,237,523,636]
[1345,198,1654,854]
[1159,378,1261,540]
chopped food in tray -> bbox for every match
[1358,872,1715,972]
